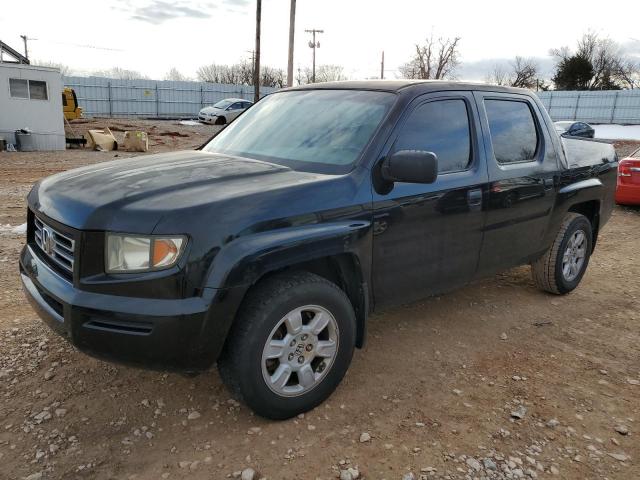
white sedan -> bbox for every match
[198,98,253,125]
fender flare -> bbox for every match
[204,220,371,291]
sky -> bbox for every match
[1,0,639,81]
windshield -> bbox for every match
[203,89,395,173]
[213,100,233,109]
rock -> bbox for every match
[614,425,629,435]
[187,411,201,420]
[500,332,508,340]
[339,471,352,480]
[627,378,639,386]
[43,371,54,381]
[466,458,482,471]
[546,418,560,428]
[141,399,150,408]
[54,408,67,417]
[452,389,463,396]
[23,473,43,480]
[359,432,371,443]
[401,473,416,480]
[341,467,359,480]
[511,405,527,419]
[241,468,257,480]
[549,465,560,475]
[607,452,630,462]
[512,375,522,381]
[483,458,497,471]
[178,461,191,469]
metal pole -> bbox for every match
[254,0,261,102]
[610,91,620,124]
[287,0,296,87]
[20,35,28,62]
[155,83,160,117]
[108,81,112,117]
[312,30,316,83]
[380,51,385,79]
[573,92,581,121]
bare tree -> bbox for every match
[485,64,509,86]
[485,57,540,89]
[32,60,72,76]
[399,35,461,80]
[197,61,285,87]
[92,67,148,80]
[164,67,190,81]
[510,57,539,89]
[551,31,640,90]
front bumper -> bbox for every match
[20,244,238,371]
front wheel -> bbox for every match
[531,213,593,294]
[218,271,356,419]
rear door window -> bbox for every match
[394,99,472,173]
[484,99,538,164]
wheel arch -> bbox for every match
[567,199,600,250]
[203,221,372,351]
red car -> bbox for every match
[616,147,640,205]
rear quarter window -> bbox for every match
[485,99,538,164]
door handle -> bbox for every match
[543,177,554,190]
[467,188,482,207]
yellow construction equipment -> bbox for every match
[62,87,83,120]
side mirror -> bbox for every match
[381,150,438,184]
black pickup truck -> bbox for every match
[20,81,617,419]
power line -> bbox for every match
[32,38,124,52]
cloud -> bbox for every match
[127,0,217,25]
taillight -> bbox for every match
[619,160,631,177]
[619,158,640,178]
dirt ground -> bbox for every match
[0,120,639,480]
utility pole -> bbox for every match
[305,29,323,83]
[380,51,385,79]
[253,0,261,102]
[287,0,296,87]
[20,35,28,63]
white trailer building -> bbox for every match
[0,63,65,150]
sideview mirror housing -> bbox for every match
[381,150,438,184]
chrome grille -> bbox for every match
[34,217,75,275]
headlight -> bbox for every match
[106,234,186,273]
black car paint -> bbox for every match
[20,81,617,371]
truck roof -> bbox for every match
[283,80,531,95]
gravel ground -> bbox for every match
[0,120,639,480]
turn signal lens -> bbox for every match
[106,234,186,272]
[152,238,183,268]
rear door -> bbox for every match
[371,91,488,307]
[473,92,560,275]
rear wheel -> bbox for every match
[218,271,356,419]
[531,213,593,294]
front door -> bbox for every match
[371,91,488,308]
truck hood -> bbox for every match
[29,150,330,233]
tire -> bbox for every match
[531,213,593,295]
[215,116,226,125]
[218,271,356,420]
